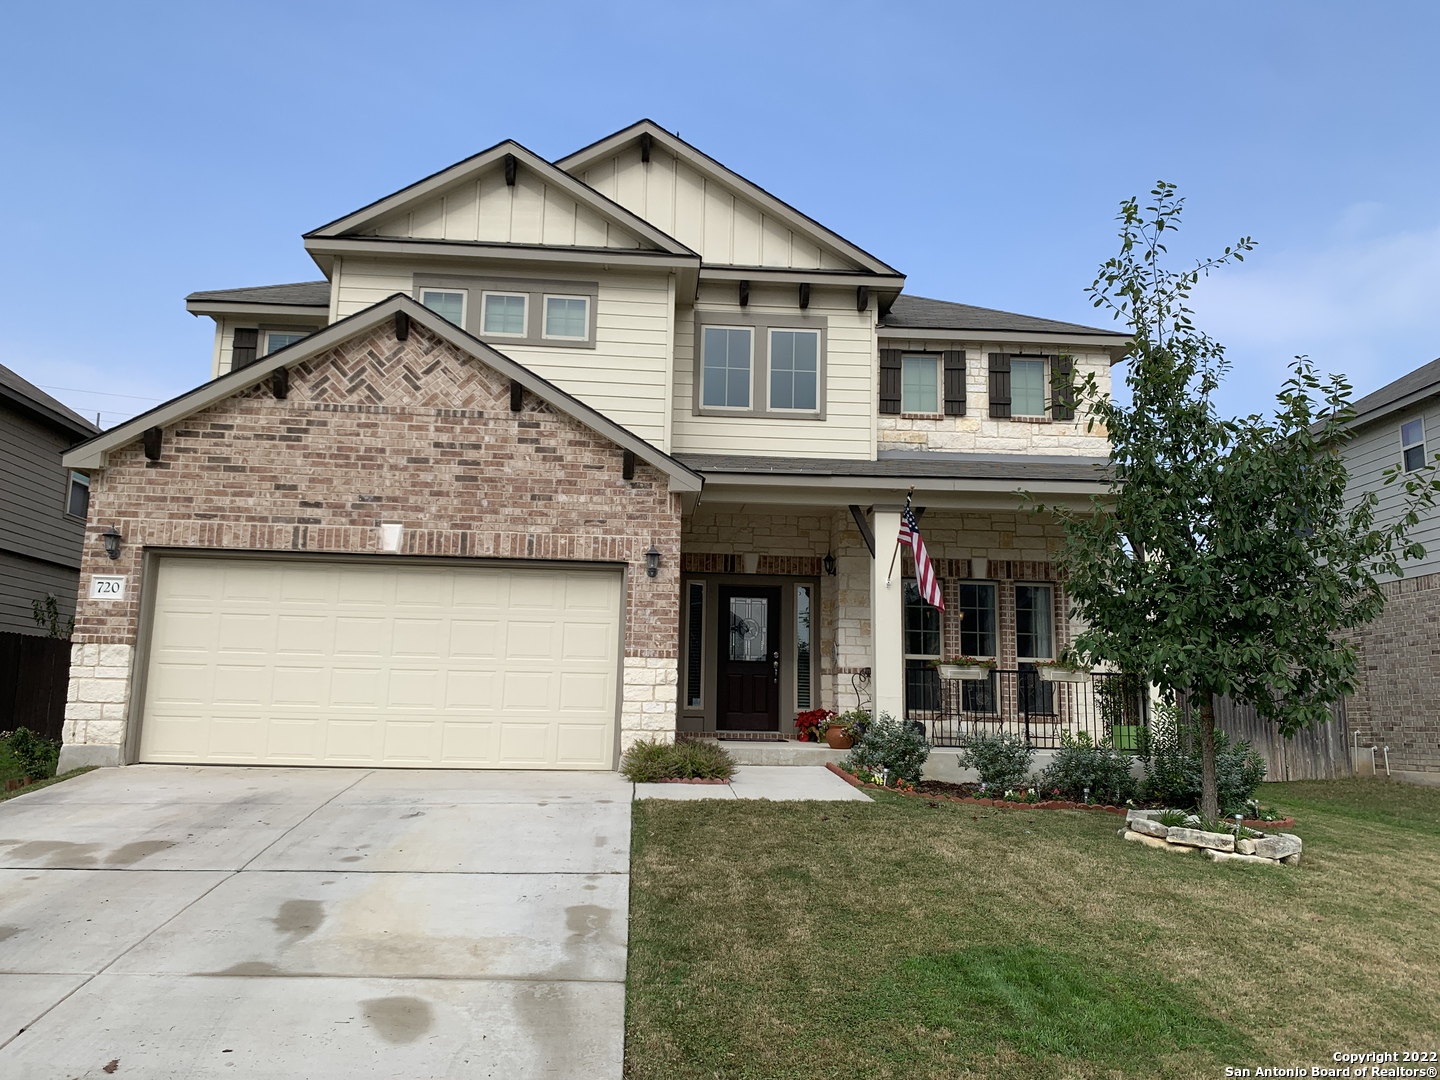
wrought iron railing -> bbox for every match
[904,667,1148,750]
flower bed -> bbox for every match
[824,764,1295,827]
[653,777,730,785]
[1121,810,1303,865]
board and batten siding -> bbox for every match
[671,282,875,460]
[364,167,646,250]
[576,144,856,270]
[333,257,674,447]
[0,402,86,571]
[1345,399,1440,581]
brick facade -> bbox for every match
[64,319,681,765]
[1347,570,1440,777]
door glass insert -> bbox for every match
[796,585,812,709]
[728,597,769,661]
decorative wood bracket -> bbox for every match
[395,311,410,341]
[622,449,636,480]
[270,368,289,400]
[504,153,517,186]
[142,426,162,461]
[738,280,749,307]
[849,504,875,558]
[798,282,810,310]
[510,380,524,412]
[856,285,869,313]
[639,132,652,163]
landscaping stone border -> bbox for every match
[1119,809,1302,866]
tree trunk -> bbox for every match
[1197,692,1219,820]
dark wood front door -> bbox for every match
[717,586,781,731]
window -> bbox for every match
[1011,359,1046,416]
[768,329,820,411]
[482,292,527,336]
[543,295,589,340]
[66,471,89,518]
[904,580,943,713]
[1402,418,1426,472]
[701,326,752,409]
[421,289,466,326]
[1015,584,1054,659]
[796,584,813,710]
[957,583,997,658]
[901,354,939,414]
[263,330,308,356]
[685,582,705,709]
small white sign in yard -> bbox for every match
[88,575,126,601]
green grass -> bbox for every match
[624,779,1440,1079]
[0,766,96,802]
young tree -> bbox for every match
[1047,183,1438,818]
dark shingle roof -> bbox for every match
[186,281,331,307]
[0,362,101,437]
[1350,357,1440,426]
[677,451,1109,484]
[882,294,1125,338]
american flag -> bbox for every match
[899,503,944,610]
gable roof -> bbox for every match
[303,139,697,258]
[1347,356,1440,430]
[62,295,702,493]
[0,362,100,440]
[555,120,902,278]
[881,294,1126,338]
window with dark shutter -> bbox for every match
[232,328,259,371]
[879,349,902,414]
[943,351,966,416]
[1050,355,1076,420]
[988,353,1011,418]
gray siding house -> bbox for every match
[1342,357,1440,783]
[0,364,101,635]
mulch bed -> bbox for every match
[651,777,731,785]
[823,763,1294,827]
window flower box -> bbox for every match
[932,657,996,681]
[1037,664,1092,684]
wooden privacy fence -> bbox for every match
[1181,692,1353,781]
[0,631,71,743]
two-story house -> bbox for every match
[56,120,1127,773]
[1338,357,1440,784]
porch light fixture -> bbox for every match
[645,545,661,578]
[823,552,836,576]
[101,525,122,561]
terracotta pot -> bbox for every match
[824,725,853,750]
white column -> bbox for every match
[870,507,905,719]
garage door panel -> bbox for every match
[140,558,622,769]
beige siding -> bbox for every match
[212,317,326,379]
[333,257,673,446]
[577,145,856,270]
[877,340,1113,456]
[365,166,645,250]
[671,282,875,459]
[1345,401,1440,581]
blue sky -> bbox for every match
[2,1,1437,427]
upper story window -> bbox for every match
[543,295,589,340]
[66,471,90,519]
[421,289,466,326]
[768,329,819,412]
[482,292,528,336]
[901,354,940,414]
[263,330,309,356]
[1010,358,1047,416]
[986,353,1075,421]
[701,327,752,409]
[1402,418,1427,472]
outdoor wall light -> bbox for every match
[823,552,836,576]
[101,526,122,561]
[645,545,661,578]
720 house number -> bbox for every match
[88,576,126,601]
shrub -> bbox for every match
[1140,703,1267,814]
[956,731,1035,791]
[843,711,930,785]
[7,727,60,781]
[1036,730,1137,804]
[621,738,736,783]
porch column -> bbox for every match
[871,506,905,719]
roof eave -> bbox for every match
[185,300,330,319]
[0,383,100,440]
[878,324,1132,361]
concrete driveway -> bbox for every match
[0,765,633,1079]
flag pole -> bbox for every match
[884,487,913,588]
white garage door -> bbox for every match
[138,556,623,769]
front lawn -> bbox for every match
[625,779,1440,1080]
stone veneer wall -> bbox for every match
[63,320,681,767]
[1347,570,1440,778]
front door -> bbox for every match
[717,586,781,731]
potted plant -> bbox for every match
[823,711,860,750]
[794,708,835,743]
[931,655,996,681]
[1035,655,1092,683]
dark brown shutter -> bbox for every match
[943,350,966,416]
[1050,355,1076,420]
[232,328,259,370]
[988,353,1011,418]
[879,349,902,414]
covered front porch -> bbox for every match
[674,454,1139,748]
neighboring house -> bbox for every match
[1339,358,1440,783]
[0,363,100,635]
[56,119,1128,773]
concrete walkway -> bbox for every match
[0,765,633,1079]
[635,764,872,801]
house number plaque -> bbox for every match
[88,576,126,601]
